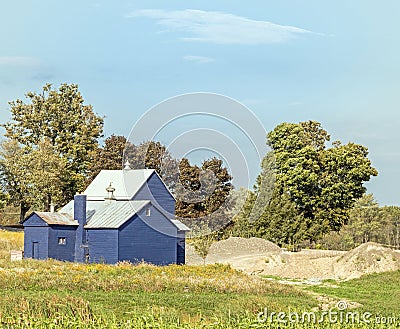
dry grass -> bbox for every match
[0,259,303,297]
[0,230,23,259]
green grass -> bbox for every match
[0,257,320,328]
[1,259,399,328]
[0,231,399,328]
[307,270,400,316]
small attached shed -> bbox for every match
[22,168,190,265]
[23,212,78,262]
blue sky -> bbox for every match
[0,1,399,205]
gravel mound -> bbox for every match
[186,239,400,281]
[206,237,282,263]
[185,244,204,265]
[334,242,400,280]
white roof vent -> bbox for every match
[105,182,116,200]
[124,160,132,170]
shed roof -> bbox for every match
[170,219,191,232]
[33,212,78,226]
[84,169,154,201]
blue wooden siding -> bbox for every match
[177,232,186,265]
[24,226,49,260]
[133,172,175,216]
[87,229,118,264]
[74,195,87,263]
[23,213,48,227]
[118,206,178,265]
[48,226,77,262]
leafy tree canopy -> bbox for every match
[266,120,378,239]
[176,157,234,233]
[88,135,127,182]
[1,83,103,218]
[0,139,67,221]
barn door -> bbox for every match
[177,239,185,265]
[32,242,39,259]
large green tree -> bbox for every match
[3,83,104,205]
[0,139,67,221]
[262,121,377,240]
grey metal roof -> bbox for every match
[86,201,150,228]
[83,169,154,200]
[34,212,78,226]
[59,199,190,231]
[60,200,149,229]
[170,219,191,232]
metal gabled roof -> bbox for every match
[85,200,150,228]
[60,200,150,229]
[83,169,155,201]
[34,212,78,226]
[59,199,190,231]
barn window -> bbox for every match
[58,237,66,245]
[146,208,151,216]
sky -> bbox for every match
[0,1,399,205]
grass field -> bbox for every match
[0,229,23,259]
[0,230,399,328]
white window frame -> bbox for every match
[58,237,66,245]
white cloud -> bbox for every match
[183,55,215,64]
[127,9,319,45]
[288,101,303,106]
[0,56,40,67]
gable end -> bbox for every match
[22,213,49,227]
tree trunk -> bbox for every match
[43,194,51,212]
[20,202,31,223]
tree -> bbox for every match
[220,187,255,238]
[381,206,400,248]
[0,139,67,221]
[87,138,180,192]
[3,83,104,202]
[88,135,128,182]
[175,157,234,233]
[254,193,306,249]
[224,153,276,239]
[264,121,377,240]
[126,141,179,193]
[249,152,276,223]
[189,234,214,265]
[347,194,386,244]
[318,196,400,250]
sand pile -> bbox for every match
[207,237,282,259]
[333,242,400,280]
[205,237,283,271]
[185,237,282,267]
[186,238,400,281]
[185,244,204,265]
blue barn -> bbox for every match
[22,168,190,265]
